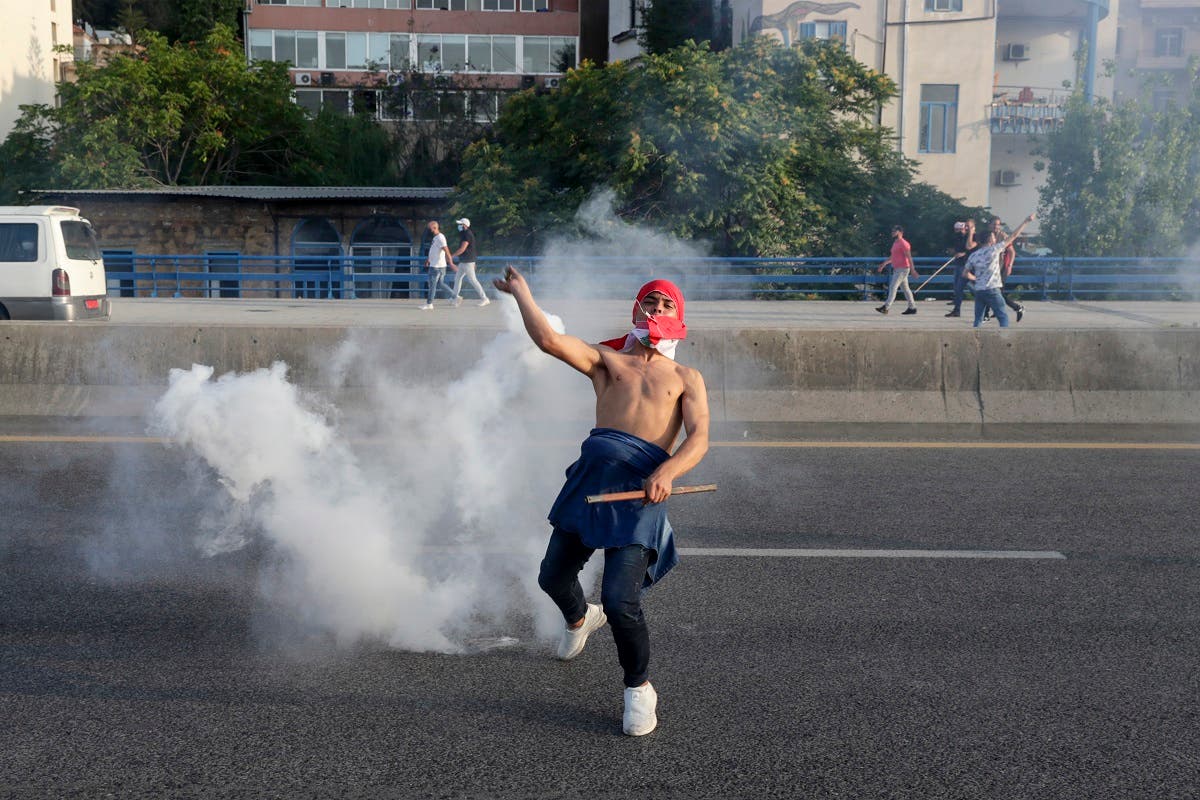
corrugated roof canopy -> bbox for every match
[34,186,453,200]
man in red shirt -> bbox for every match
[876,225,920,315]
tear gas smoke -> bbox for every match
[147,302,587,652]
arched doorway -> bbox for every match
[291,217,343,299]
[349,215,413,299]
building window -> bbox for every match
[629,0,639,28]
[417,0,463,8]
[1152,89,1177,111]
[390,34,412,71]
[250,29,273,62]
[294,88,351,115]
[467,35,493,71]
[347,0,411,7]
[924,0,963,10]
[482,0,517,10]
[919,84,958,153]
[492,36,517,71]
[297,32,318,68]
[521,0,550,10]
[1155,28,1183,57]
[257,0,324,5]
[325,33,347,69]
[798,21,847,42]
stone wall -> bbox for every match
[40,194,450,256]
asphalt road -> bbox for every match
[2,425,1199,799]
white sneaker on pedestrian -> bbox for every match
[623,683,658,736]
[556,603,606,661]
[477,298,490,307]
[453,296,463,307]
[418,304,434,311]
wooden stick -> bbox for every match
[585,484,718,504]
[913,256,957,295]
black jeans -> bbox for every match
[537,527,652,688]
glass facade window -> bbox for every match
[483,0,516,10]
[418,35,442,71]
[1155,28,1183,57]
[550,36,575,70]
[391,34,412,71]
[798,21,847,42]
[924,0,963,10]
[347,32,368,69]
[326,32,346,69]
[523,36,550,73]
[249,29,273,62]
[294,88,323,115]
[492,36,517,72]
[369,33,391,66]
[521,0,549,9]
[296,31,318,68]
[919,84,958,153]
[441,35,467,71]
[274,30,296,64]
[467,35,492,71]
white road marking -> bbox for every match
[680,548,1066,560]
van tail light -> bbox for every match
[52,268,71,297]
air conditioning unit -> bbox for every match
[320,71,335,86]
[1004,43,1030,61]
[433,74,450,87]
[386,71,405,86]
[520,75,536,89]
[294,72,313,86]
[930,0,957,10]
[995,170,1020,186]
[544,77,561,89]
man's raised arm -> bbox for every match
[493,265,603,377]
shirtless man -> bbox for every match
[492,265,710,737]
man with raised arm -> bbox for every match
[493,265,710,737]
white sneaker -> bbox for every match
[623,683,658,736]
[418,304,434,311]
[556,603,606,661]
[453,297,463,307]
[477,298,490,307]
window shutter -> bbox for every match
[799,22,816,39]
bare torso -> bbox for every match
[592,347,690,451]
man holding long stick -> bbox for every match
[493,265,710,736]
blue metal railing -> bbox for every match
[100,252,1200,301]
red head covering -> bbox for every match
[601,279,687,351]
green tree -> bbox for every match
[175,0,244,42]
[639,0,716,55]
[1036,65,1200,257]
[0,25,322,194]
[455,38,978,257]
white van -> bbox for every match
[0,206,110,320]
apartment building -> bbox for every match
[1113,0,1200,109]
[715,0,1119,232]
[0,0,73,141]
[242,0,581,122]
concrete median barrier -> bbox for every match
[0,322,1197,424]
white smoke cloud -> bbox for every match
[146,303,590,653]
[89,193,709,657]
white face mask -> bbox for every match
[621,327,679,360]
[457,225,463,231]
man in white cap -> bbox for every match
[447,217,490,307]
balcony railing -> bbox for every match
[988,85,1069,134]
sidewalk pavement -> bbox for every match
[104,298,1200,338]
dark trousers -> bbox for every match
[537,527,652,688]
[951,260,969,312]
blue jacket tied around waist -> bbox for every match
[548,428,680,587]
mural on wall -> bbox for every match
[747,1,860,46]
